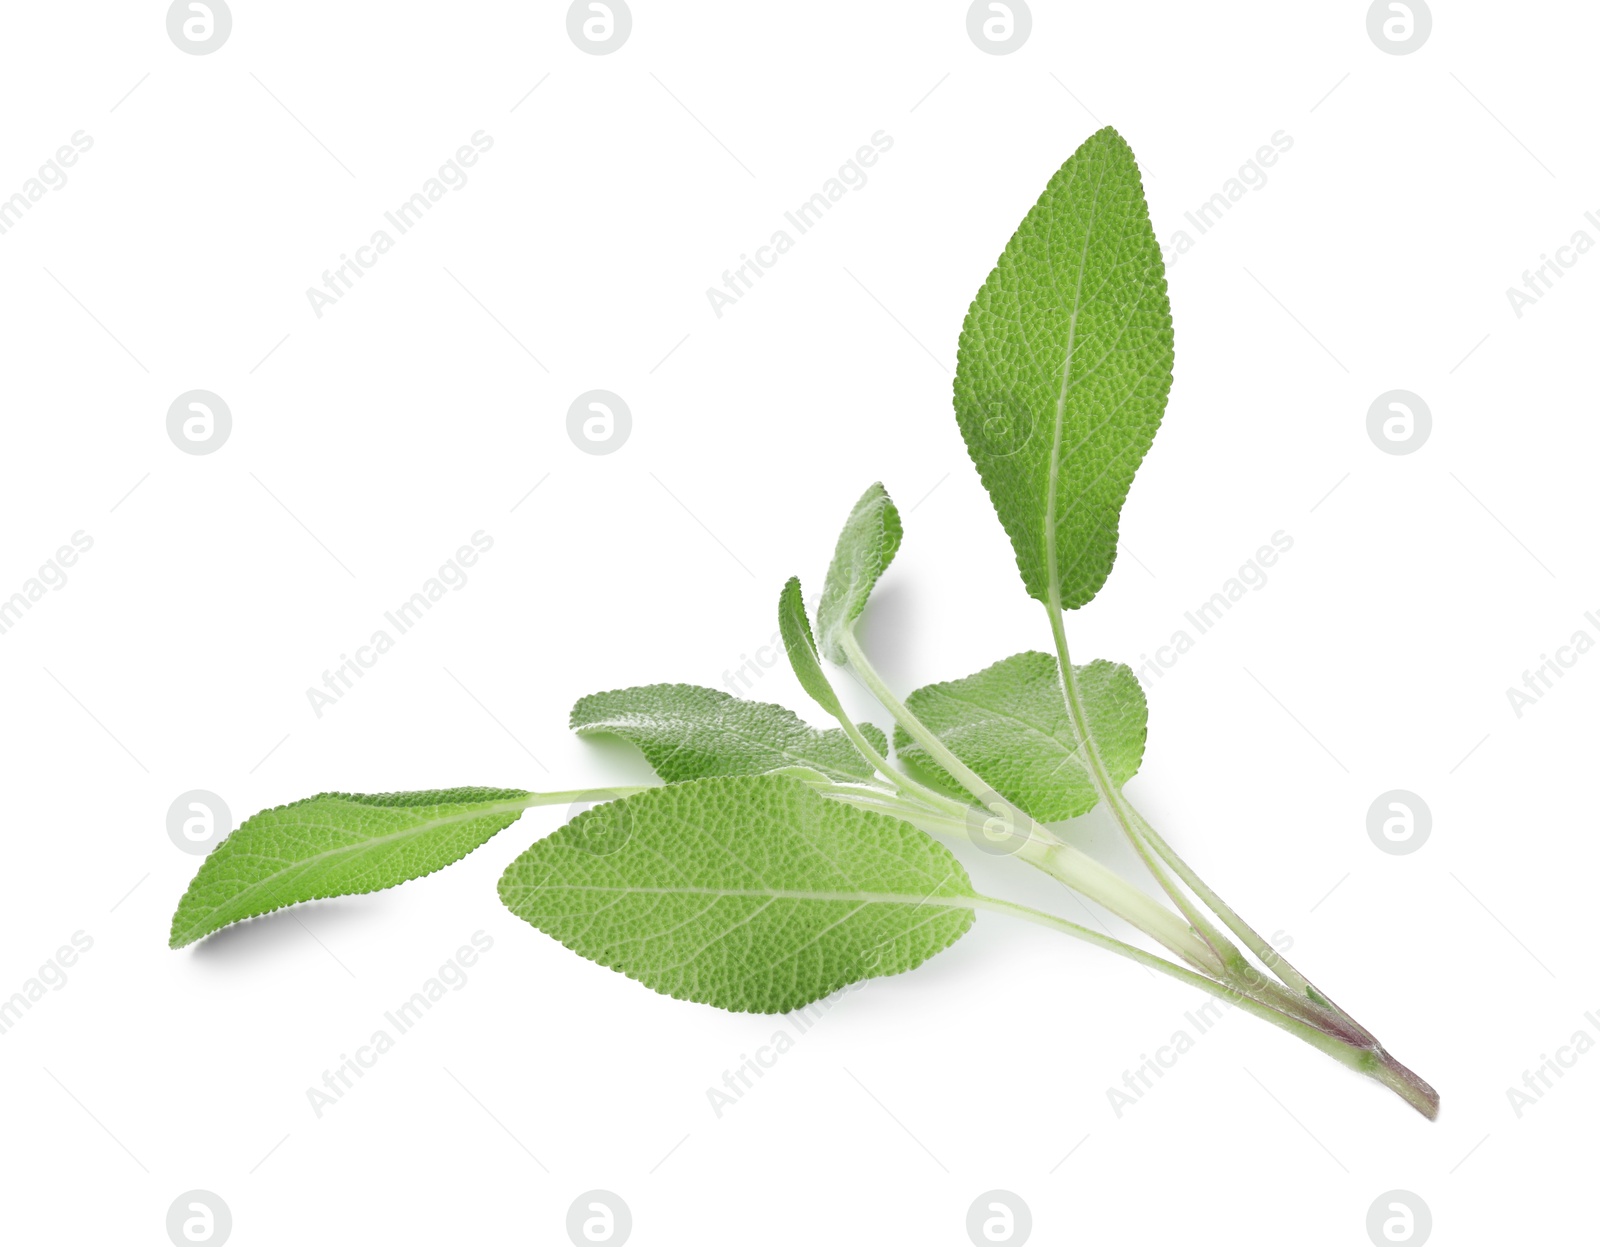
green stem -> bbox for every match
[823,619,1426,1104]
[1042,605,1378,1034]
[818,784,1217,971]
[1037,603,1431,1099]
[829,680,1423,1094]
[1122,801,1378,1044]
[974,891,1439,1119]
[839,629,1041,833]
[1017,838,1220,972]
[1040,601,1243,969]
[822,700,984,825]
[831,630,1241,974]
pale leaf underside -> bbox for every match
[571,683,887,783]
[816,482,903,662]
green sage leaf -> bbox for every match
[571,684,885,783]
[170,788,534,948]
[779,576,844,718]
[816,482,902,662]
[498,774,977,1012]
[953,126,1174,610]
[894,653,1147,820]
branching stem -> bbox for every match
[818,607,1435,1116]
[974,892,1438,1119]
[839,630,1044,837]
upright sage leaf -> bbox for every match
[571,684,886,783]
[779,576,845,717]
[894,654,1147,820]
[169,788,534,948]
[498,775,977,1012]
[816,483,902,661]
[954,126,1174,610]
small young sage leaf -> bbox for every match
[816,482,903,662]
[779,575,845,717]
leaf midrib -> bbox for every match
[1044,155,1105,606]
[507,882,976,904]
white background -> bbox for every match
[0,1,1594,1243]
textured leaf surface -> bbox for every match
[954,126,1173,609]
[572,683,885,783]
[816,483,902,662]
[894,653,1146,819]
[498,775,977,1013]
[779,577,844,717]
[170,788,533,948]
